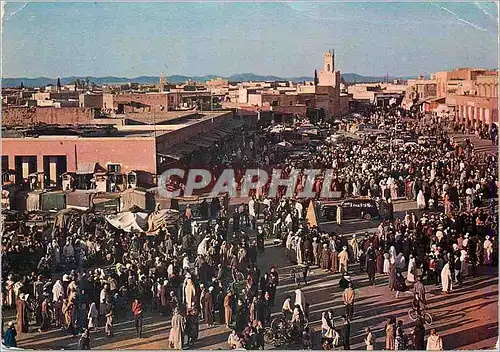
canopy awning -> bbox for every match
[158,152,182,161]
[76,162,96,175]
[185,138,211,148]
[212,129,228,138]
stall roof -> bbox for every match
[76,162,106,175]
[185,138,211,148]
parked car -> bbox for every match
[376,136,390,145]
[417,136,428,145]
[320,198,380,221]
[326,134,345,144]
[391,138,405,146]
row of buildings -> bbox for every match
[402,68,498,127]
[2,51,352,212]
[3,51,350,121]
[2,52,498,212]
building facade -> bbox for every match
[433,68,498,126]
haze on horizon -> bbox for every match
[2,1,498,79]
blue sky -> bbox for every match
[2,1,498,78]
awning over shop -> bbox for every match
[106,211,149,232]
[66,190,96,210]
[185,138,211,148]
[41,191,67,211]
[146,209,182,234]
[121,187,154,211]
[76,162,104,175]
[92,193,121,211]
[158,152,182,161]
[26,190,45,212]
[202,135,219,142]
[54,208,84,230]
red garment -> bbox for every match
[132,301,143,316]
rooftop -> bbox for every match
[2,111,232,139]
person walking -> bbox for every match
[395,320,407,350]
[365,246,377,286]
[185,308,200,347]
[342,282,355,320]
[441,260,452,294]
[338,246,349,274]
[412,319,426,350]
[132,299,144,338]
[78,328,91,350]
[426,329,443,350]
[413,276,426,305]
[104,300,114,338]
[224,290,233,328]
[364,327,374,350]
[385,317,396,350]
[341,315,351,350]
[203,287,214,326]
[87,302,99,331]
[169,308,185,350]
[336,205,343,226]
[16,293,29,334]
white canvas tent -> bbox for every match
[106,211,149,232]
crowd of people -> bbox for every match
[1,106,498,350]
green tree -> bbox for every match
[314,69,319,86]
[57,77,61,89]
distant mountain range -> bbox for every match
[2,73,419,88]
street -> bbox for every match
[9,199,498,350]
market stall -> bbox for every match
[146,208,182,234]
[120,187,155,211]
[105,211,149,232]
[40,191,67,211]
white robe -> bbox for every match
[407,258,416,283]
[296,237,303,265]
[286,233,293,250]
[294,289,306,312]
[441,262,452,292]
[416,190,426,209]
[383,254,390,274]
[248,199,256,218]
[52,280,64,302]
[389,246,397,264]
[295,202,303,219]
[197,238,209,257]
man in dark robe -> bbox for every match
[376,247,384,274]
[412,319,425,350]
[321,245,330,271]
[203,288,214,326]
[330,247,339,273]
[388,263,397,291]
[365,246,377,286]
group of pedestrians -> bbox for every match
[1,105,498,350]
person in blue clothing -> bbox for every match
[3,321,17,348]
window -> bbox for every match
[107,163,122,174]
[2,156,8,171]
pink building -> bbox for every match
[436,69,499,126]
[2,111,234,188]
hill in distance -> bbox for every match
[2,73,419,88]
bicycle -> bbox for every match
[265,314,309,348]
[408,306,433,325]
